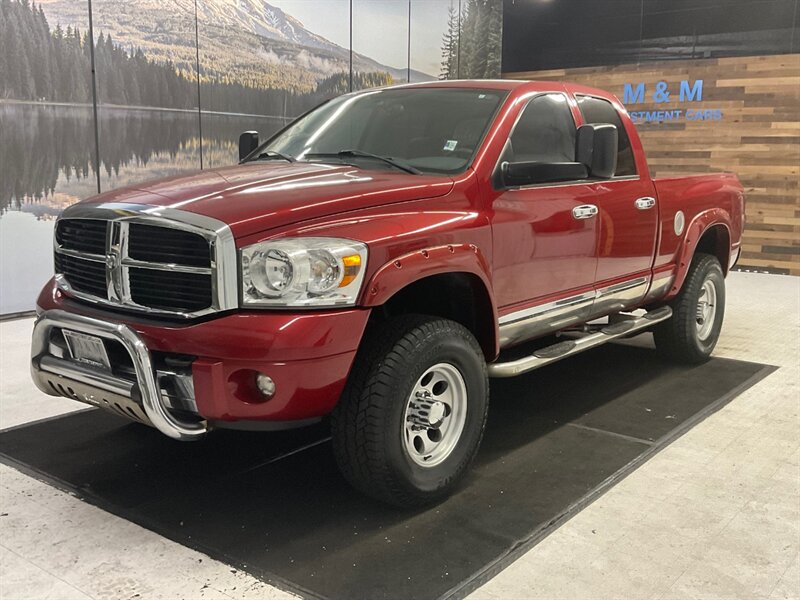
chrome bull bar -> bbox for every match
[31,309,207,441]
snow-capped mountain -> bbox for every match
[198,0,341,53]
[37,0,433,90]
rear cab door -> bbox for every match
[569,88,660,315]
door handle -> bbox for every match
[635,197,656,210]
[572,204,598,220]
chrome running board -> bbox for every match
[488,306,673,378]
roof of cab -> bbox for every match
[386,79,537,91]
[372,79,618,102]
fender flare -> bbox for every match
[360,243,500,357]
[669,208,732,298]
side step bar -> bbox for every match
[488,306,673,378]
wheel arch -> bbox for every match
[695,223,731,274]
[361,244,499,360]
[668,211,732,299]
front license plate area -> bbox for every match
[63,330,111,370]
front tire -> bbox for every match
[654,253,726,364]
[331,315,489,507]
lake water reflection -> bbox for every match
[0,103,285,314]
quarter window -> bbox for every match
[576,95,637,176]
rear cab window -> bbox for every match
[575,95,637,177]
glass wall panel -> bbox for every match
[0,0,93,314]
[91,0,202,192]
[410,0,457,81]
[411,0,502,82]
[198,0,350,167]
[457,0,502,79]
[352,0,408,91]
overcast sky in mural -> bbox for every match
[270,0,454,75]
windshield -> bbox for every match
[258,87,508,175]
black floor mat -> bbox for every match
[0,340,774,600]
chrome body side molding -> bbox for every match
[644,271,675,303]
[591,276,650,317]
[498,291,595,347]
[498,275,652,349]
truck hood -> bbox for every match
[82,162,455,238]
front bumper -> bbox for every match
[32,309,207,440]
[34,281,371,437]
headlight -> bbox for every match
[241,237,368,307]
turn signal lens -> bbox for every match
[339,254,362,288]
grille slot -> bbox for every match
[128,223,211,268]
[54,253,107,297]
[56,219,107,255]
[129,268,212,312]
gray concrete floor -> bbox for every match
[1,271,798,600]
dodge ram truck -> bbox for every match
[32,81,745,507]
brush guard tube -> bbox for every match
[31,309,207,441]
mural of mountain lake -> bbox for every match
[0,102,288,314]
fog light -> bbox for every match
[255,373,276,399]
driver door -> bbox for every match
[490,93,600,347]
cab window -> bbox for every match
[503,93,577,165]
[264,88,508,175]
[576,95,637,176]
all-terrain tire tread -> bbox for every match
[331,315,488,507]
[653,252,724,364]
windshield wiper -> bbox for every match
[304,150,421,175]
[251,150,295,163]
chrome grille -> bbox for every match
[128,223,211,268]
[53,205,237,318]
[55,219,107,254]
[54,252,107,298]
[129,267,212,312]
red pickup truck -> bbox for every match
[32,81,744,506]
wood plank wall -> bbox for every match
[504,54,800,275]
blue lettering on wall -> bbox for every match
[623,82,645,104]
[653,81,671,103]
[622,79,720,123]
[679,79,703,102]
[685,109,722,121]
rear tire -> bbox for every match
[331,315,489,508]
[654,253,725,364]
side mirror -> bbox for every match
[575,123,618,178]
[239,131,259,162]
[501,161,588,187]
